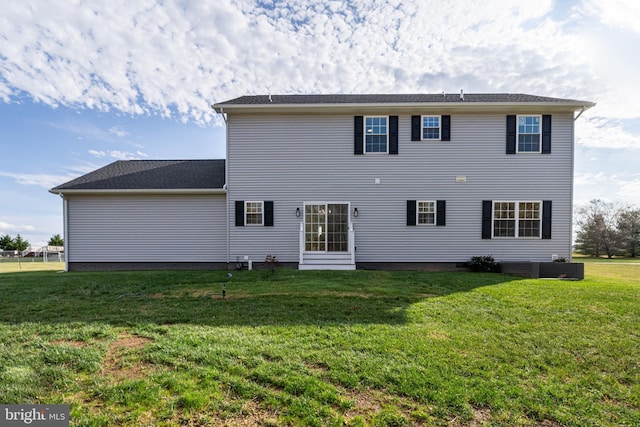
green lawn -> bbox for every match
[573,254,640,263]
[0,265,638,426]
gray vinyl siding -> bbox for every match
[66,194,226,262]
[227,112,575,263]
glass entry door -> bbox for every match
[305,203,349,252]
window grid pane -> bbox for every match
[365,117,388,152]
[417,201,435,225]
[518,115,541,152]
[518,202,541,237]
[305,204,325,251]
[245,202,263,225]
[493,202,515,237]
[422,116,440,140]
[327,204,348,252]
[493,201,542,238]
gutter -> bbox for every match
[49,188,227,195]
[212,101,597,113]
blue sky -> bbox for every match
[1,0,639,247]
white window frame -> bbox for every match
[417,200,436,225]
[516,115,542,153]
[245,201,264,226]
[492,200,542,238]
[364,115,389,154]
[421,115,441,141]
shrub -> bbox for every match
[467,255,500,273]
[265,254,278,272]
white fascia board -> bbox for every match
[213,101,596,115]
[49,188,227,196]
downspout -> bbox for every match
[61,194,69,272]
[214,105,230,265]
[569,108,586,262]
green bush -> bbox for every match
[467,255,500,273]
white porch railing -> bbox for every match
[349,223,355,265]
[299,222,305,265]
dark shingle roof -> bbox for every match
[215,93,592,106]
[51,160,225,192]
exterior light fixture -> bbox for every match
[296,207,301,217]
[353,208,359,217]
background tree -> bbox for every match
[12,234,30,252]
[617,207,640,257]
[48,234,64,246]
[575,199,622,258]
[0,234,13,250]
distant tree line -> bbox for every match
[0,234,64,252]
[575,200,640,258]
[48,234,64,246]
[0,234,30,251]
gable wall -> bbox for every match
[226,112,575,263]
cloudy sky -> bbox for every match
[1,0,639,247]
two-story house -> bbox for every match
[51,93,594,272]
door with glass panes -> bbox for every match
[304,203,349,252]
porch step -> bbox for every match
[298,263,356,271]
[302,253,351,261]
[299,252,355,270]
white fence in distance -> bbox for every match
[0,246,65,262]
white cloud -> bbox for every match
[88,149,148,160]
[0,0,606,125]
[0,171,79,189]
[576,115,640,149]
[109,126,129,138]
[581,0,640,34]
[0,221,35,233]
[47,120,124,143]
[574,172,640,207]
[88,149,106,158]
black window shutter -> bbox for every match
[506,115,516,154]
[482,200,492,239]
[354,116,364,155]
[411,115,421,141]
[542,115,551,154]
[264,201,274,226]
[542,200,552,239]
[407,200,416,226]
[436,200,446,226]
[235,201,244,226]
[441,115,451,141]
[389,115,398,154]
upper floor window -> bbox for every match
[417,201,436,225]
[245,201,264,225]
[365,116,388,153]
[517,115,541,153]
[493,201,541,238]
[422,116,440,140]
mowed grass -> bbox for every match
[0,265,638,426]
[0,259,65,273]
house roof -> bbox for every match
[213,93,595,114]
[50,160,225,194]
